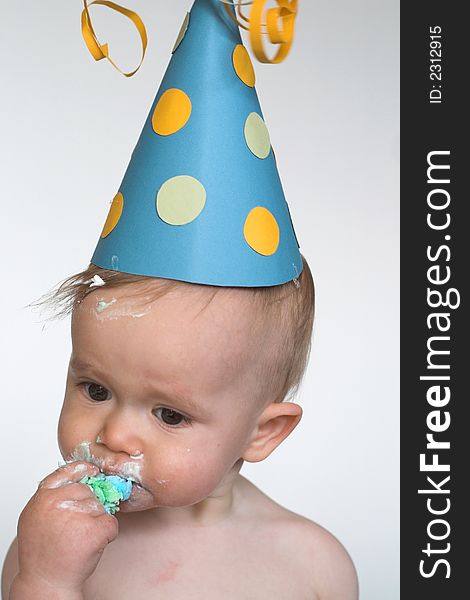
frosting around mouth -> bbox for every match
[66,441,145,484]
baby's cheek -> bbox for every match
[57,414,78,459]
[57,408,95,460]
[148,451,227,506]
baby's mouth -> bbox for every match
[109,472,144,491]
[67,441,151,502]
[102,463,144,486]
[118,479,154,511]
[100,467,152,509]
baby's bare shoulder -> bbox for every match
[1,537,19,600]
[277,514,358,600]
[239,477,359,600]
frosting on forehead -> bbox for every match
[93,297,152,321]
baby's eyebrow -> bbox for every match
[145,382,204,416]
[69,357,206,416]
[69,357,96,372]
[69,358,112,385]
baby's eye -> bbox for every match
[152,407,189,427]
[84,382,111,402]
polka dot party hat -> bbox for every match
[91,0,303,286]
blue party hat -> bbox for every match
[91,0,302,287]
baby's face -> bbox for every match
[58,283,265,512]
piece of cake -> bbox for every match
[80,473,133,514]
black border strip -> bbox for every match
[400,2,466,596]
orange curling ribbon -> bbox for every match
[81,0,147,77]
[220,0,251,30]
[222,0,298,64]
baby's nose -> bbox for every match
[96,407,143,457]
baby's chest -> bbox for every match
[84,534,317,600]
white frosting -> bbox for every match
[56,500,100,513]
[130,451,144,460]
[95,298,117,314]
[88,275,106,288]
[94,297,152,321]
[66,441,144,484]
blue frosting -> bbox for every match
[105,475,133,500]
[80,473,133,514]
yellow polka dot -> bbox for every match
[244,113,271,159]
[243,207,280,256]
[101,192,124,238]
[157,176,206,225]
[232,44,255,87]
[152,89,192,136]
[172,12,190,53]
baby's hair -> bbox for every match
[33,256,314,404]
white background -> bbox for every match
[0,1,399,597]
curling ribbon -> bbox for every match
[81,0,147,77]
[221,0,298,64]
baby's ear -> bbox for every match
[242,402,302,463]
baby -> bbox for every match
[2,259,357,599]
[3,0,359,593]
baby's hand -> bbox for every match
[14,462,119,595]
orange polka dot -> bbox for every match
[101,192,124,238]
[232,44,255,87]
[243,207,280,256]
[152,89,192,136]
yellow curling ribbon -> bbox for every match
[222,0,298,64]
[220,0,252,30]
[81,0,147,77]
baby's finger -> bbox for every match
[94,512,120,543]
[39,461,99,490]
[52,482,101,501]
[54,497,106,516]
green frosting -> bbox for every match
[80,473,133,514]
